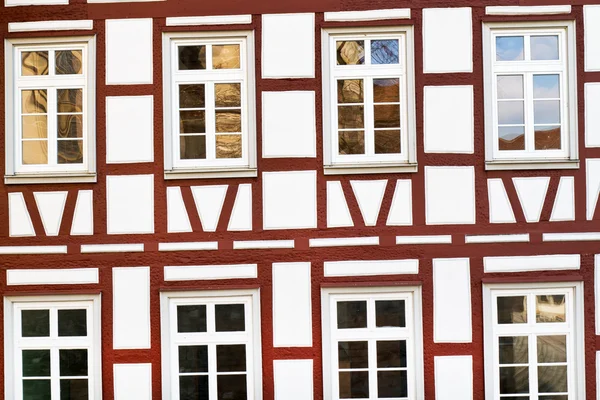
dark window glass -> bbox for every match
[215,304,245,332]
[217,345,246,372]
[537,335,567,363]
[339,371,369,398]
[217,375,247,400]
[22,310,50,337]
[59,350,88,377]
[23,350,51,377]
[178,46,206,70]
[23,379,51,400]
[60,379,88,400]
[375,300,405,327]
[500,366,529,394]
[499,336,529,364]
[337,301,367,329]
[58,310,87,337]
[179,375,208,400]
[338,341,368,369]
[377,340,406,368]
[377,370,407,398]
[538,366,568,393]
[498,296,527,324]
[179,346,208,373]
[177,305,207,333]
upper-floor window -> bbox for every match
[322,27,417,175]
[483,21,578,170]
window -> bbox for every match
[483,283,585,400]
[3,294,102,400]
[5,37,96,183]
[160,289,262,400]
[483,21,578,170]
[321,286,423,399]
[322,27,416,174]
[163,32,257,179]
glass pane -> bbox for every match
[538,366,568,393]
[536,295,566,323]
[338,341,368,369]
[374,105,400,128]
[377,370,407,398]
[58,309,87,337]
[179,84,205,109]
[338,106,364,129]
[500,366,529,394]
[23,140,48,164]
[213,44,240,69]
[533,75,560,99]
[217,375,247,400]
[177,305,206,333]
[498,296,527,324]
[337,301,367,329]
[540,397,567,400]
[535,126,561,150]
[371,40,399,64]
[56,50,83,75]
[339,371,369,399]
[57,115,83,138]
[60,379,88,400]
[498,101,525,125]
[180,375,208,400]
[22,90,48,114]
[57,89,83,113]
[57,140,83,164]
[215,83,241,107]
[180,135,206,159]
[499,336,528,364]
[180,110,206,133]
[537,335,567,363]
[337,80,364,104]
[22,310,50,337]
[22,51,49,76]
[216,135,242,159]
[23,115,48,139]
[216,345,246,372]
[179,46,206,70]
[496,36,524,61]
[59,350,88,377]
[23,380,51,400]
[337,41,365,65]
[215,110,241,133]
[215,304,245,332]
[499,126,525,151]
[497,75,524,99]
[375,130,401,154]
[377,340,406,368]
[339,131,365,155]
[373,79,399,103]
[179,345,208,373]
[376,300,405,327]
[23,350,51,377]
[534,100,560,125]
[531,36,559,61]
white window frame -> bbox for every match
[4,36,96,184]
[321,286,424,400]
[162,31,257,180]
[160,289,262,400]
[321,27,417,175]
[3,294,102,400]
[483,282,585,400]
[483,21,578,170]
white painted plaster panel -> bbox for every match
[423,8,473,73]
[324,8,410,21]
[550,176,575,221]
[434,356,473,400]
[513,177,550,223]
[191,185,228,232]
[34,192,67,236]
[81,243,144,253]
[262,13,314,78]
[350,180,387,226]
[0,246,66,255]
[164,264,257,281]
[484,254,580,273]
[166,187,192,233]
[327,181,353,228]
[233,240,295,250]
[105,19,153,84]
[585,6,600,71]
[106,96,154,163]
[486,5,571,15]
[228,184,253,231]
[386,180,412,226]
[434,259,472,343]
[263,171,317,230]
[5,0,66,6]
[544,232,600,242]
[465,234,529,244]
[158,242,218,251]
[587,159,600,220]
[597,352,600,400]
[273,360,314,400]
[487,178,516,223]
[273,262,312,347]
[71,190,94,235]
[8,193,35,237]
[8,20,93,32]
[114,364,152,400]
[106,175,154,234]
[424,86,474,153]
[596,255,600,335]
[113,267,150,349]
[263,91,316,158]
[586,83,600,147]
[309,237,379,247]
[324,259,418,277]
[396,235,452,245]
[166,15,252,26]
[7,268,99,285]
[425,166,475,225]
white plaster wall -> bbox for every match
[113,267,151,349]
[114,364,152,400]
[326,181,353,228]
[587,159,600,220]
[512,177,550,223]
[423,8,473,73]
[228,184,253,231]
[435,356,473,400]
[191,185,228,232]
[34,192,67,236]
[551,176,575,222]
[387,180,413,226]
[273,360,313,400]
[71,190,94,235]
[7,268,99,285]
[166,187,192,233]
[105,19,153,84]
[425,166,475,225]
[433,258,472,343]
[350,180,387,226]
[106,175,154,234]
[585,6,600,71]
[586,83,600,146]
[263,171,317,230]
[9,193,35,237]
[106,96,154,163]
[487,179,516,223]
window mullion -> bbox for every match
[530,333,539,400]
[209,343,218,400]
[368,339,377,400]
[51,346,60,399]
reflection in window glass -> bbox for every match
[55,50,82,75]
[337,301,367,329]
[500,366,529,394]
[531,35,559,60]
[496,36,524,61]
[499,336,528,364]
[215,304,245,332]
[178,46,206,70]
[213,44,240,69]
[336,41,365,65]
[371,40,399,64]
[22,51,49,76]
[536,295,566,323]
[497,296,527,324]
[22,310,50,337]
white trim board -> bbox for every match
[7,268,99,285]
[324,259,418,277]
[309,237,379,247]
[396,235,452,245]
[0,245,67,255]
[324,8,411,21]
[465,234,530,244]
[81,243,144,253]
[233,240,294,250]
[164,264,258,281]
[486,5,571,15]
[543,232,600,242]
[158,242,218,251]
[166,15,252,26]
[484,254,580,273]
[8,20,93,32]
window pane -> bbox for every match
[531,36,559,61]
[337,301,367,329]
[57,89,83,113]
[22,90,48,114]
[22,310,50,337]
[180,135,206,159]
[377,340,406,368]
[215,304,245,332]
[337,41,365,65]
[497,75,524,99]
[375,130,401,154]
[540,397,567,400]
[536,295,566,323]
[533,75,560,99]
[59,350,88,377]
[371,40,399,65]
[180,375,208,400]
[23,140,48,164]
[177,305,207,333]
[180,110,206,134]
[179,84,205,109]
[338,106,364,129]
[338,341,369,369]
[213,44,240,69]
[23,350,51,377]
[217,375,247,400]
[377,370,407,398]
[56,50,83,75]
[499,126,525,151]
[534,101,560,125]
[60,379,88,400]
[179,345,208,373]
[376,300,405,327]
[58,115,83,138]
[498,101,525,125]
[57,140,83,164]
[215,83,241,107]
[374,105,400,128]
[499,336,528,364]
[215,110,241,133]
[216,345,246,372]
[337,80,364,104]
[58,309,87,337]
[339,131,365,155]
[22,115,48,139]
[500,366,529,394]
[216,135,242,159]
[538,366,568,393]
[496,36,524,61]
[22,51,49,76]
[373,79,399,103]
[179,46,206,70]
[498,296,527,324]
[23,380,51,400]
[339,371,369,398]
[535,126,561,150]
[537,335,567,363]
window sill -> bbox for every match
[324,163,418,175]
[485,159,579,171]
[5,173,97,185]
[164,168,258,180]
